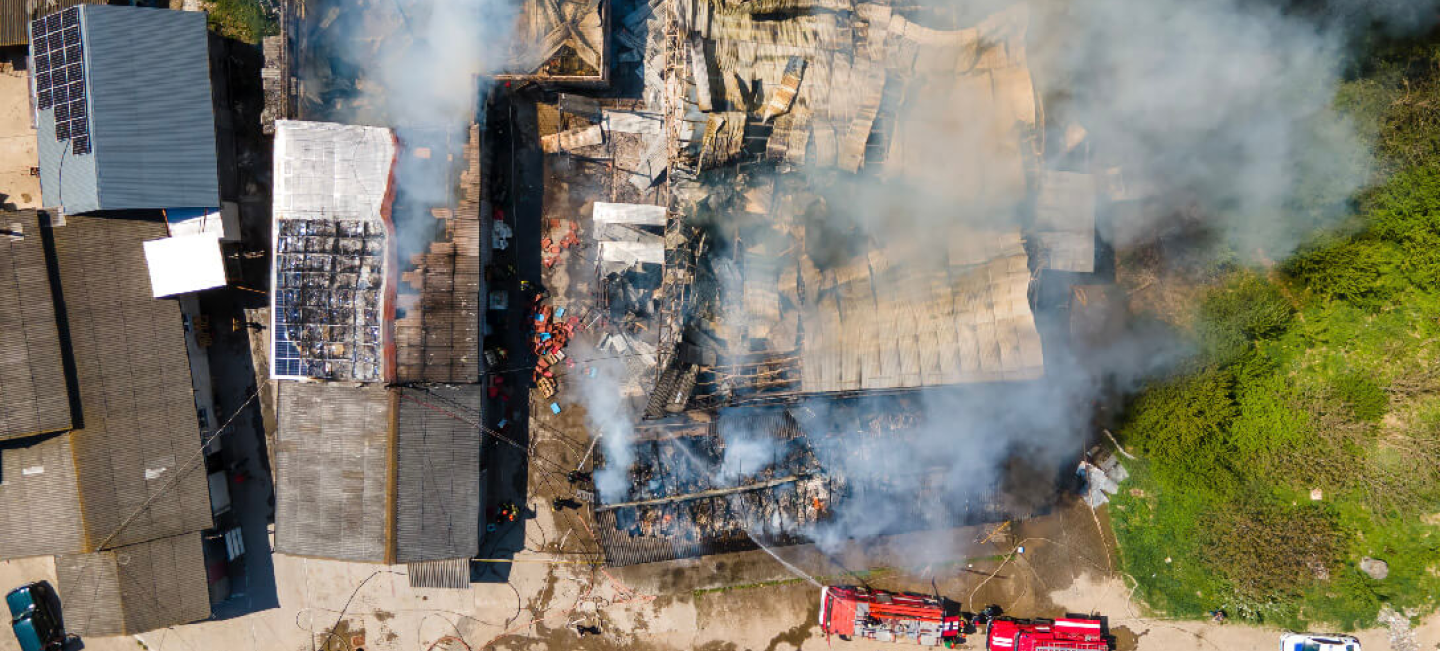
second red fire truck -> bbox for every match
[819,585,1112,650]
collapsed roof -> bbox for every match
[394,125,487,384]
[596,402,1031,566]
[643,3,1072,413]
[501,0,609,83]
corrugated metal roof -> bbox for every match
[0,210,72,440]
[799,229,1044,392]
[49,213,214,549]
[274,384,483,564]
[394,386,481,563]
[0,0,101,46]
[56,532,211,637]
[274,383,392,563]
[35,5,219,213]
[0,434,86,558]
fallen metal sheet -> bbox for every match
[600,240,665,265]
[593,202,668,226]
[540,125,604,153]
[603,109,664,134]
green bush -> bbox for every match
[1115,30,1440,631]
[1227,360,1312,469]
[207,0,277,44]
[1197,272,1295,362]
[1332,373,1388,422]
[1120,369,1234,462]
[1287,238,1405,308]
[1200,501,1343,607]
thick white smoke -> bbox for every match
[307,0,516,256]
[588,0,1440,559]
[579,349,641,502]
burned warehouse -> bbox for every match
[558,0,1123,565]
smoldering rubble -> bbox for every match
[561,0,1438,564]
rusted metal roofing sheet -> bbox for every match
[394,386,482,563]
[0,434,86,558]
[0,0,101,46]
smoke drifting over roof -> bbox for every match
[306,0,515,257]
[578,0,1440,564]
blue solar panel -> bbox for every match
[29,7,90,154]
[271,218,388,381]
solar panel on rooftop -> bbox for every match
[29,8,92,156]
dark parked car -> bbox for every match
[6,582,65,651]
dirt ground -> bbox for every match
[4,491,1435,651]
[0,59,41,210]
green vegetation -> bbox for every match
[206,0,277,44]
[1111,35,1440,631]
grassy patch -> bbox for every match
[206,0,277,44]
[1111,29,1440,630]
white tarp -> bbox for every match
[272,120,395,221]
[143,233,227,297]
[600,240,664,265]
[593,202,667,226]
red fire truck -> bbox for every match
[986,617,1111,651]
[819,585,1112,650]
[819,586,970,646]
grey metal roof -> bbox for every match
[49,213,213,549]
[0,434,86,558]
[35,5,219,214]
[55,532,211,637]
[394,386,481,563]
[274,382,392,563]
[273,384,483,564]
[0,210,72,440]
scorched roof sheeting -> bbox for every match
[800,230,1043,392]
[269,120,396,382]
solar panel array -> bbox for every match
[271,218,387,381]
[29,7,91,155]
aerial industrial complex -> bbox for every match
[5,0,1406,648]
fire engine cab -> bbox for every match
[819,586,970,646]
[986,617,1112,651]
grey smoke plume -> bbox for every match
[588,0,1440,563]
[577,345,641,502]
[307,0,515,256]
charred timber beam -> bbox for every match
[594,475,808,512]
